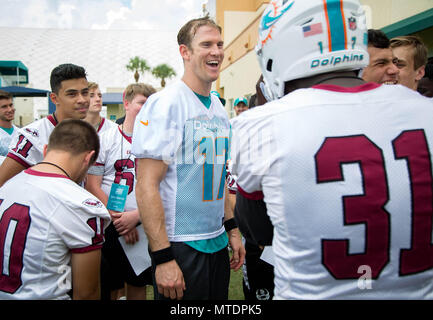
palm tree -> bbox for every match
[151,64,176,87]
[126,56,150,83]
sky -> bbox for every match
[0,0,209,31]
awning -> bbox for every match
[0,61,29,85]
[382,7,433,38]
[0,86,50,97]
[1,86,55,113]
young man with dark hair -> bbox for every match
[0,90,17,160]
[390,35,428,91]
[132,17,245,300]
[232,0,433,299]
[361,29,399,84]
[0,119,110,300]
[0,63,90,187]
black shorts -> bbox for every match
[152,242,230,300]
[234,192,273,247]
[242,241,274,301]
[101,223,152,297]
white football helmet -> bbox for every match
[256,0,369,100]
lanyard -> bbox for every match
[120,124,132,172]
[38,161,72,180]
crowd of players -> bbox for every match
[0,0,432,300]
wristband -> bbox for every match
[151,246,175,266]
[224,218,237,232]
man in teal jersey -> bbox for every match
[132,17,245,300]
[0,90,17,160]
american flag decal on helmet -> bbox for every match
[303,23,323,37]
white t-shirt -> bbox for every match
[96,117,118,136]
[231,83,433,299]
[131,80,230,242]
[7,115,57,168]
[0,169,111,300]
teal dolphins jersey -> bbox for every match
[132,80,230,242]
[0,125,18,158]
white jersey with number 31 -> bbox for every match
[231,83,433,299]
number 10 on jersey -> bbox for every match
[198,136,229,202]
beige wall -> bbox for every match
[215,0,269,95]
[106,87,125,93]
[360,0,433,29]
[13,97,34,127]
[220,50,260,118]
[106,104,124,121]
[224,11,257,45]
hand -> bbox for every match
[155,259,186,300]
[122,228,139,245]
[108,209,120,222]
[112,210,140,236]
[228,229,245,271]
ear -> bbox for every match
[179,44,191,61]
[43,144,48,157]
[415,65,425,81]
[49,93,57,105]
[84,150,96,166]
[123,99,129,112]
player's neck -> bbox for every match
[182,74,212,97]
[84,112,102,127]
[34,155,72,180]
[0,119,12,129]
[121,116,135,135]
[52,110,68,123]
[36,151,87,183]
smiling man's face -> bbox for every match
[362,46,399,85]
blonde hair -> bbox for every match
[177,17,221,49]
[390,35,428,70]
[88,82,99,91]
[123,83,156,102]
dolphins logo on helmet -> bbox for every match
[258,0,295,47]
[260,0,295,31]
